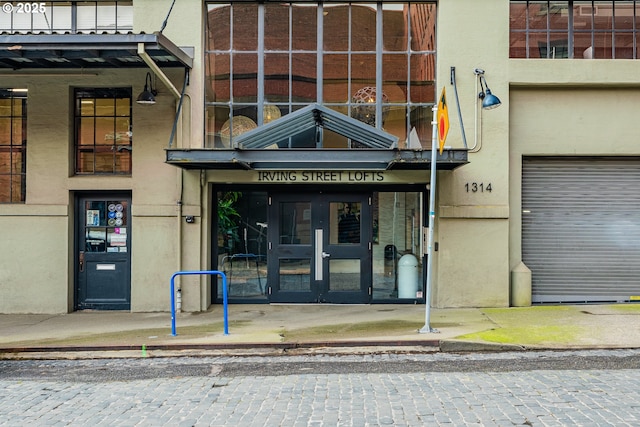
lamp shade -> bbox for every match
[219,116,257,147]
[481,89,501,110]
[136,89,156,105]
[263,104,282,124]
[136,72,157,105]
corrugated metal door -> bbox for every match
[522,157,640,303]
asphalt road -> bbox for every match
[2,350,640,426]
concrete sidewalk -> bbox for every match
[1,304,640,358]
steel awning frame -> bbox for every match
[235,104,399,149]
[0,31,193,70]
[165,148,468,171]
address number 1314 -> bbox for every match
[465,182,492,193]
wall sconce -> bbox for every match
[473,68,502,152]
[448,67,502,153]
[136,72,157,105]
[475,69,501,110]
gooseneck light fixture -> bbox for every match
[136,72,157,105]
[475,69,502,110]
[471,68,502,152]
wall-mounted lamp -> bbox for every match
[472,68,502,152]
[136,72,157,105]
[474,68,502,110]
[448,67,502,153]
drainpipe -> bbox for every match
[138,43,186,309]
[138,43,194,310]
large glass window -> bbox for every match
[511,1,640,59]
[216,190,269,302]
[0,89,27,203]
[372,191,423,301]
[0,1,133,34]
[74,88,132,175]
[205,2,436,148]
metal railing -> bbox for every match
[170,270,228,336]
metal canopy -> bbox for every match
[0,31,193,69]
[165,148,468,171]
[235,104,398,149]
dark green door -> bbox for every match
[76,193,131,310]
[268,192,371,303]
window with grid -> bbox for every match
[205,2,437,149]
[74,88,132,175]
[0,89,27,203]
[511,1,640,59]
[0,1,133,34]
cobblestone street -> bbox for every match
[1,350,640,426]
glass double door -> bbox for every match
[268,192,371,303]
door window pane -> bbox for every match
[329,259,361,291]
[332,201,361,244]
[84,200,128,253]
[279,259,311,291]
[280,202,311,244]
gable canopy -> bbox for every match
[235,104,398,149]
[0,31,193,69]
[166,105,468,170]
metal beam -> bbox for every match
[138,43,181,99]
[165,148,468,171]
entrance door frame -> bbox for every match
[268,191,372,303]
[75,191,132,310]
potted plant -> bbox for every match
[217,192,241,253]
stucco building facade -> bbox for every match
[1,0,640,314]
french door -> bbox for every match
[268,192,371,303]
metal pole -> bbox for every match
[222,272,229,335]
[171,274,177,336]
[420,105,440,334]
[170,270,229,336]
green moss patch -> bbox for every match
[456,325,583,345]
[608,304,640,314]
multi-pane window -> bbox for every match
[0,1,133,34]
[205,2,436,149]
[74,88,132,175]
[0,89,27,203]
[511,1,640,59]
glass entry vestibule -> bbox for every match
[215,187,424,304]
[270,192,371,303]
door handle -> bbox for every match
[315,229,323,281]
[79,251,85,273]
[322,251,331,258]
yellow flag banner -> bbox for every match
[437,87,450,155]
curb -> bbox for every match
[439,339,527,353]
[0,338,442,357]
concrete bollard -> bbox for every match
[511,261,532,307]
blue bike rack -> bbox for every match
[170,270,228,336]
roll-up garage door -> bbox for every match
[522,157,640,303]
